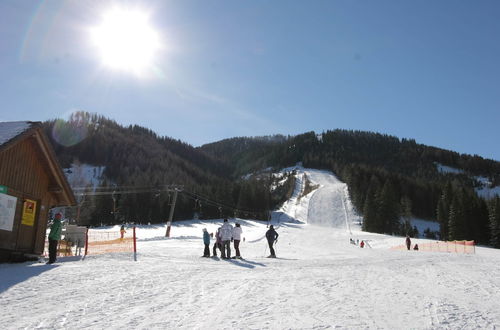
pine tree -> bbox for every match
[489,196,500,248]
[377,179,400,234]
[448,192,466,240]
[362,176,381,232]
[400,196,413,236]
[469,194,490,244]
[436,182,452,240]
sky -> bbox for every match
[0,0,499,161]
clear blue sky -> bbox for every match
[0,1,499,160]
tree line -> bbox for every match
[44,112,500,247]
[200,130,500,247]
[43,112,292,226]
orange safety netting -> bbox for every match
[85,227,137,256]
[43,239,77,257]
[391,240,475,254]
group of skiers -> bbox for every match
[202,219,279,259]
[350,238,365,248]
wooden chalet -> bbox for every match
[0,121,76,261]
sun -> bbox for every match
[90,7,161,75]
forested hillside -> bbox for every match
[200,131,500,246]
[43,112,289,226]
[42,112,500,247]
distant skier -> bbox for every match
[232,223,243,259]
[202,228,210,257]
[212,227,222,257]
[220,219,234,259]
[360,240,365,248]
[406,235,411,251]
[120,225,126,240]
[47,213,63,264]
[413,244,419,251]
[265,225,279,258]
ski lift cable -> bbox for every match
[180,190,244,212]
[72,184,182,192]
[179,190,266,216]
[72,185,182,196]
[72,184,265,217]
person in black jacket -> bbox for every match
[265,225,279,258]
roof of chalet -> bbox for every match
[0,121,32,146]
[0,121,76,206]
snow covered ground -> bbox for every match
[64,163,106,189]
[436,162,500,199]
[411,218,440,237]
[1,168,500,329]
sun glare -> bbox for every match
[90,7,161,76]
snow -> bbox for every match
[2,168,500,329]
[476,176,500,199]
[435,163,464,175]
[478,185,500,199]
[411,218,440,237]
[64,163,106,189]
[436,163,500,199]
[0,121,31,146]
[270,175,288,192]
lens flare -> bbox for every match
[52,119,88,147]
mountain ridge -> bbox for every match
[41,112,500,247]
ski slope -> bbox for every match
[1,168,500,329]
[305,169,356,229]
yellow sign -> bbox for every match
[21,199,37,226]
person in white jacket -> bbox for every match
[232,223,243,259]
[219,218,234,259]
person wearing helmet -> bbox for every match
[47,213,63,264]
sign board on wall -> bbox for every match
[0,193,17,231]
[21,199,37,226]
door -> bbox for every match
[15,194,40,253]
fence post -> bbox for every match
[133,226,137,261]
[83,228,89,260]
[165,189,178,237]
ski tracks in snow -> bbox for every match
[2,167,500,329]
[303,169,356,230]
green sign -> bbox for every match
[0,185,7,194]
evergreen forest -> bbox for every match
[43,112,500,248]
